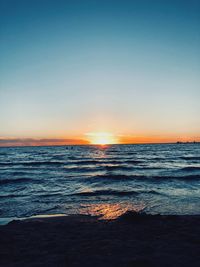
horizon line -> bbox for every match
[0,141,199,148]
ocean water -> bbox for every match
[0,144,200,219]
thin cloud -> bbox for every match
[0,138,89,147]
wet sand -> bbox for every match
[0,213,200,267]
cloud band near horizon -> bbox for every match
[0,135,199,147]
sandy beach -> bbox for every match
[0,212,200,267]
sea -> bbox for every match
[0,144,200,221]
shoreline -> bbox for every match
[0,213,68,226]
[0,213,200,267]
[1,208,200,226]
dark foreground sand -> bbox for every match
[0,213,200,267]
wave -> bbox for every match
[124,152,137,155]
[72,189,139,197]
[180,166,200,172]
[180,156,200,161]
[143,190,162,195]
[0,152,7,156]
[125,160,144,164]
[69,159,143,165]
[87,174,134,180]
[87,174,200,182]
[0,161,65,166]
[0,177,39,185]
[22,161,65,166]
[68,165,156,172]
[0,194,28,198]
[72,188,163,197]
[38,193,62,198]
[104,165,136,171]
[71,160,102,165]
[105,165,164,171]
[64,166,101,172]
[149,157,167,161]
[0,162,15,166]
[65,164,141,172]
[51,155,65,160]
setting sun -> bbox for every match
[86,132,118,145]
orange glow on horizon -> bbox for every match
[118,135,200,144]
[0,134,199,147]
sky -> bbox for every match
[0,0,200,146]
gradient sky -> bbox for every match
[0,0,200,145]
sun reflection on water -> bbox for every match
[78,202,145,220]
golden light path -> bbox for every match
[86,132,118,145]
[78,203,146,220]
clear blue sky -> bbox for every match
[0,0,199,145]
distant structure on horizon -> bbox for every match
[176,141,199,144]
